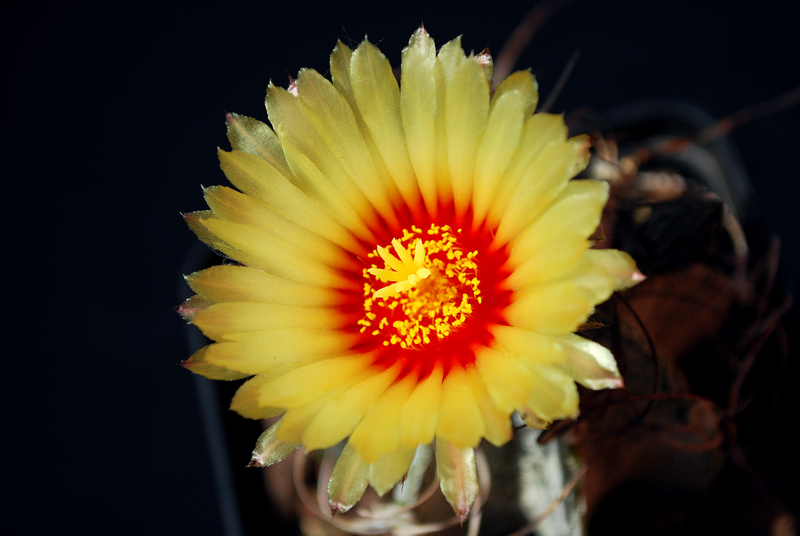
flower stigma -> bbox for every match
[361,224,482,349]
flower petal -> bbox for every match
[583,248,646,290]
[328,442,369,515]
[192,302,351,340]
[436,366,485,448]
[552,333,623,390]
[257,354,374,409]
[348,372,418,463]
[249,417,301,467]
[400,27,438,216]
[472,89,526,228]
[399,365,443,448]
[218,149,365,255]
[185,265,344,306]
[524,363,579,422]
[368,446,417,496]
[225,112,291,177]
[435,438,478,522]
[302,362,403,451]
[205,328,357,375]
[181,345,250,381]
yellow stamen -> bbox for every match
[361,225,481,348]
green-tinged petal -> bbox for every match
[505,261,617,333]
[583,248,646,290]
[368,446,416,496]
[176,295,213,322]
[225,112,291,177]
[328,442,369,516]
[182,345,250,381]
[205,329,357,375]
[436,438,478,522]
[552,333,623,390]
[249,417,300,467]
[185,265,345,306]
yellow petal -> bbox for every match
[465,367,513,447]
[551,333,623,390]
[506,179,609,269]
[199,217,355,290]
[218,149,364,255]
[296,68,401,225]
[472,89,526,228]
[350,39,420,212]
[399,365,443,448]
[436,366,485,448]
[225,112,291,178]
[249,417,300,467]
[348,372,418,463]
[192,302,349,340]
[401,27,438,216]
[491,69,538,117]
[182,345,250,381]
[495,136,591,246]
[524,363,579,422]
[368,446,417,496]
[204,185,358,271]
[256,354,373,409]
[328,442,369,515]
[583,248,646,290]
[185,265,344,307]
[446,55,490,217]
[435,438,477,523]
[302,362,403,451]
[474,344,535,412]
[230,373,288,420]
[505,261,616,334]
[489,325,565,366]
[486,113,567,228]
[205,328,357,375]
[267,83,380,235]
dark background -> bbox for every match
[10,0,799,534]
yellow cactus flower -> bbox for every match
[179,27,643,520]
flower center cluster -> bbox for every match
[359,224,481,349]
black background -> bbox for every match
[9,0,799,534]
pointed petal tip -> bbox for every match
[632,270,647,282]
[247,457,263,468]
[329,502,350,518]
